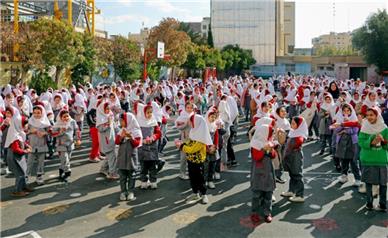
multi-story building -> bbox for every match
[312,32,353,54]
[211,0,295,65]
[128,27,150,45]
[184,17,210,39]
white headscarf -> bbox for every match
[205,107,218,133]
[136,103,157,127]
[53,110,73,128]
[28,105,51,129]
[273,110,290,131]
[360,108,387,134]
[334,103,357,123]
[175,108,194,128]
[189,114,213,145]
[51,93,66,111]
[288,117,308,139]
[74,93,87,112]
[4,107,25,148]
[96,101,114,127]
[218,99,231,124]
[151,101,163,123]
[363,92,379,108]
[250,124,272,151]
[121,112,143,146]
[226,95,239,122]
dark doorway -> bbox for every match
[349,67,367,81]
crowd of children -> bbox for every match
[0,75,387,223]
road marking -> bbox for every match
[106,208,133,221]
[42,204,70,215]
[172,212,199,225]
[4,231,42,238]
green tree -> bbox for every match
[112,36,141,82]
[207,24,214,47]
[20,18,84,84]
[352,9,388,74]
[71,33,97,85]
[221,44,255,75]
[178,22,206,45]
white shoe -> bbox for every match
[358,183,366,193]
[372,185,379,197]
[281,191,295,197]
[214,172,221,180]
[339,175,348,184]
[272,195,276,202]
[119,193,127,201]
[36,176,45,185]
[186,193,201,204]
[150,182,158,189]
[127,192,135,201]
[140,182,148,189]
[202,195,209,204]
[207,181,215,189]
[289,196,305,203]
[5,167,12,175]
[353,180,361,187]
[179,174,189,180]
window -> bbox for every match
[202,25,207,30]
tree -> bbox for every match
[112,36,141,82]
[207,24,214,47]
[178,22,206,45]
[94,36,113,67]
[314,45,358,56]
[352,9,388,74]
[147,18,192,68]
[221,44,256,75]
[20,18,84,84]
[71,33,97,85]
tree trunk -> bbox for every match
[55,66,63,86]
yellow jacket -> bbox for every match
[181,139,206,164]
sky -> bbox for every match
[95,0,388,48]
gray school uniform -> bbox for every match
[283,137,304,197]
[138,127,158,161]
[178,123,190,174]
[251,155,275,216]
[6,141,27,192]
[362,166,387,185]
[318,109,332,135]
[27,125,49,177]
[53,120,78,172]
[251,155,276,192]
[98,123,118,175]
[117,139,139,171]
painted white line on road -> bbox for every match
[4,231,42,238]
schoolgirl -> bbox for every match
[318,93,335,155]
[5,109,32,196]
[204,107,220,189]
[176,114,213,204]
[273,106,290,183]
[281,116,308,203]
[250,123,277,223]
[26,105,51,185]
[96,101,119,179]
[51,110,80,183]
[358,108,387,212]
[332,103,361,186]
[136,103,162,189]
[116,112,142,201]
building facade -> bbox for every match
[184,17,210,39]
[312,32,352,54]
[211,0,294,65]
[128,27,150,45]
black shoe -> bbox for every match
[231,161,239,167]
[62,171,71,183]
[365,203,373,210]
[376,204,387,212]
[157,160,165,173]
[319,150,325,155]
[58,169,64,181]
[335,166,341,172]
[276,177,286,184]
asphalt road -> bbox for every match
[1,119,387,238]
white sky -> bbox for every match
[97,0,388,48]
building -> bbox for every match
[284,1,295,54]
[251,55,380,83]
[184,17,210,39]
[312,32,353,55]
[293,48,312,56]
[211,0,295,65]
[128,27,150,45]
